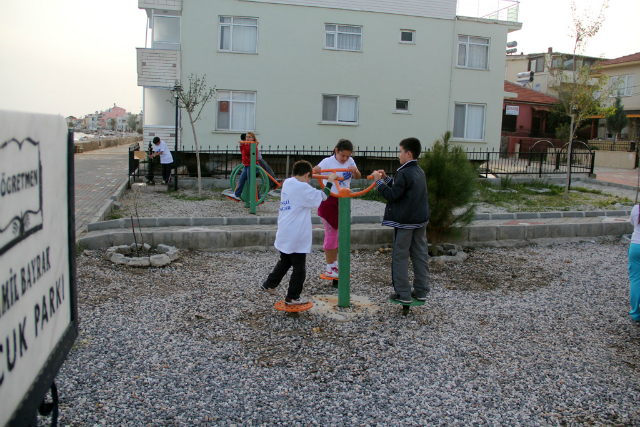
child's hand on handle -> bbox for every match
[378,170,387,180]
[372,171,381,181]
[348,165,358,173]
[313,166,321,173]
[327,172,338,183]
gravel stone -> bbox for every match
[149,254,171,267]
[40,241,640,426]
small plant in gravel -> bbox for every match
[171,193,210,201]
[106,209,123,220]
[420,131,477,256]
[499,174,513,190]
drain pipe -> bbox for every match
[446,16,458,132]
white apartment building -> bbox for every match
[137,0,521,151]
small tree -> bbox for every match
[108,118,116,131]
[549,0,613,198]
[420,131,477,256]
[606,96,629,147]
[127,114,138,132]
[168,74,215,197]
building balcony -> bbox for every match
[138,0,181,11]
[136,48,180,88]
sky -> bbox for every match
[0,0,638,119]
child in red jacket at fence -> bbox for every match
[261,161,338,304]
[228,131,260,201]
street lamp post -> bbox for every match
[171,83,182,192]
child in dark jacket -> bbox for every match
[372,137,431,305]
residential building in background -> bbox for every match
[137,0,522,151]
[595,52,640,141]
[505,48,604,97]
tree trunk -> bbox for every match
[187,110,202,198]
[564,115,575,199]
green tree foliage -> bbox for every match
[419,131,477,255]
[606,96,629,146]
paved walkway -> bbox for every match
[594,167,639,187]
[74,144,132,236]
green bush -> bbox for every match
[420,131,477,255]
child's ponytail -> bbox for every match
[334,139,353,154]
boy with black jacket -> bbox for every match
[372,137,431,305]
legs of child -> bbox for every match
[409,226,430,301]
[262,252,308,304]
[322,219,339,278]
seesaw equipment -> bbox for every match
[228,141,281,214]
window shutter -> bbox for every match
[626,75,634,96]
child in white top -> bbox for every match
[261,161,337,305]
[313,139,361,278]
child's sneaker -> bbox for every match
[324,269,339,279]
[389,292,412,305]
[227,194,241,202]
[261,284,279,296]
[411,291,428,301]
[285,296,309,305]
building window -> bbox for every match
[400,30,415,44]
[453,103,485,140]
[322,95,359,124]
[219,16,258,53]
[396,99,409,112]
[216,90,256,131]
[457,36,489,70]
[325,24,362,51]
[610,75,634,97]
[528,57,544,72]
[152,15,181,50]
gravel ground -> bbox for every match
[40,241,640,426]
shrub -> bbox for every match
[420,131,477,255]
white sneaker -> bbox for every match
[227,194,241,202]
[285,296,309,305]
[324,269,339,279]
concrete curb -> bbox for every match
[78,220,633,252]
[88,176,131,225]
[87,210,631,232]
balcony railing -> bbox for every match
[457,0,520,22]
[138,0,182,11]
[136,48,180,87]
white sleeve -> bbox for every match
[301,184,324,208]
[631,205,639,226]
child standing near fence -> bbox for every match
[228,132,261,202]
[313,139,361,278]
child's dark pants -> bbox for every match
[263,252,306,299]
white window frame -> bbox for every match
[453,103,486,140]
[215,90,257,132]
[151,13,181,50]
[324,24,362,52]
[395,99,410,113]
[399,30,415,44]
[321,95,359,125]
[457,35,490,70]
[218,16,259,54]
[610,75,634,97]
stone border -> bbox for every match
[105,243,180,267]
[87,210,631,232]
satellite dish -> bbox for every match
[533,83,542,91]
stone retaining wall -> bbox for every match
[75,136,142,153]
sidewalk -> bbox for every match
[594,167,639,187]
[74,144,132,236]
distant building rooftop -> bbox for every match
[504,81,557,105]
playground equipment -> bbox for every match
[228,141,281,213]
[274,300,314,318]
[389,297,425,316]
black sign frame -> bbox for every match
[6,130,78,426]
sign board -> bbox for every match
[505,105,520,116]
[0,110,77,426]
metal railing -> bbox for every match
[129,142,595,181]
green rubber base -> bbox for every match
[388,297,426,307]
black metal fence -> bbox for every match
[129,143,596,181]
[588,140,636,152]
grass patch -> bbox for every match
[106,212,123,220]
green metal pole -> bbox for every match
[249,142,257,214]
[338,196,351,307]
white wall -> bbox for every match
[176,0,515,151]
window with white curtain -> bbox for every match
[457,36,489,70]
[453,103,485,140]
[152,15,180,50]
[219,16,258,53]
[325,24,362,51]
[610,75,634,97]
[322,95,359,124]
[216,90,256,131]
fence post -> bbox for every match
[590,151,596,177]
[486,151,490,178]
[539,152,543,178]
[286,155,290,177]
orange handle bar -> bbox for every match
[312,170,377,198]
